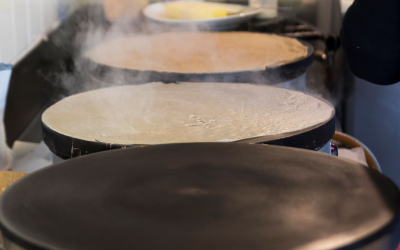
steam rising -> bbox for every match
[45,2,336,143]
[51,2,314,96]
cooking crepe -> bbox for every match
[42,82,333,145]
[85,32,308,73]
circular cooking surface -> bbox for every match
[85,32,308,74]
[42,82,334,145]
[0,144,399,250]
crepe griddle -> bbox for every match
[42,110,335,159]
[0,143,399,250]
[41,84,335,160]
[42,112,335,159]
[84,40,314,85]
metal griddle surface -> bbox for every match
[0,143,398,250]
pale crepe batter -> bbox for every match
[42,82,334,144]
[85,32,308,73]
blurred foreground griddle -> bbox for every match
[1,143,399,250]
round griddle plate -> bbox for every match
[84,40,314,85]
[0,144,398,250]
[42,113,335,159]
[41,89,335,159]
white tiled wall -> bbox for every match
[0,0,64,64]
